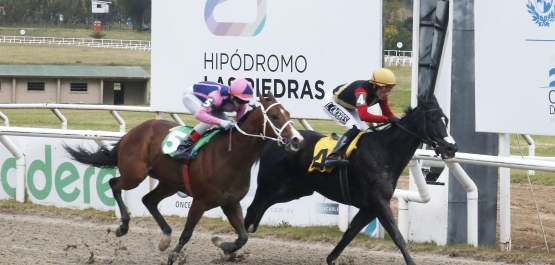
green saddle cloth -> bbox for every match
[161,126,220,158]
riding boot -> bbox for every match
[324,127,360,167]
[173,130,200,159]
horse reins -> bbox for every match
[390,107,442,149]
[232,102,293,145]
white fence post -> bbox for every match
[0,135,26,202]
[499,133,512,251]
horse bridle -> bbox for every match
[233,102,293,145]
[393,107,443,149]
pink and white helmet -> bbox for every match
[229,78,254,102]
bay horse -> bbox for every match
[63,92,304,264]
[244,94,458,265]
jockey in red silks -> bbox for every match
[173,78,254,160]
[320,68,399,167]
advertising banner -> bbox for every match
[0,136,341,226]
[0,137,117,211]
[151,0,383,120]
[475,1,555,135]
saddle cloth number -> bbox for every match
[311,149,329,169]
[162,129,191,155]
[161,126,220,158]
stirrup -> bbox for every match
[173,146,192,159]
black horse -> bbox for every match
[244,94,458,265]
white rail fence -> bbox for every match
[0,103,184,131]
[1,104,554,249]
[0,104,190,203]
[2,36,411,58]
[384,49,413,66]
[0,35,151,51]
[408,149,555,247]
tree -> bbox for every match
[383,0,413,51]
[120,0,150,31]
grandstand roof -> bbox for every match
[0,65,150,80]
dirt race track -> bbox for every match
[0,179,554,265]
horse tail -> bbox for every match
[63,140,120,168]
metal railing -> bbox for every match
[384,49,413,66]
[0,35,151,51]
[1,36,413,56]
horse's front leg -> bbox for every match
[244,191,273,233]
[212,202,248,255]
[109,177,131,237]
[326,208,376,265]
[142,182,177,251]
[167,201,206,265]
[375,199,415,265]
[245,179,313,233]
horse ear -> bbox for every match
[267,91,276,102]
[258,93,266,103]
[416,95,425,105]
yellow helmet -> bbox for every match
[371,68,396,88]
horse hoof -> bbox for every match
[211,236,223,247]
[247,225,255,233]
[158,233,172,251]
[226,252,237,261]
[115,226,128,237]
[167,252,179,265]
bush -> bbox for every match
[89,31,106,39]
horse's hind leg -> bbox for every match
[168,201,207,265]
[375,200,415,265]
[326,209,376,265]
[212,202,248,255]
[109,177,131,237]
[142,182,177,251]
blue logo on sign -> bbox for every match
[527,0,555,27]
[550,68,555,87]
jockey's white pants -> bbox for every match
[321,90,369,132]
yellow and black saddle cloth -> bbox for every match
[309,132,364,172]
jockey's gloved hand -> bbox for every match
[387,117,400,124]
[219,119,234,130]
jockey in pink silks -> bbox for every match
[173,78,254,160]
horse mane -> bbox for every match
[235,97,275,127]
[235,103,257,126]
[364,106,415,135]
[400,106,414,120]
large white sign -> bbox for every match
[475,1,555,135]
[151,0,382,120]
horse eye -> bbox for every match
[441,116,449,126]
[271,115,279,121]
